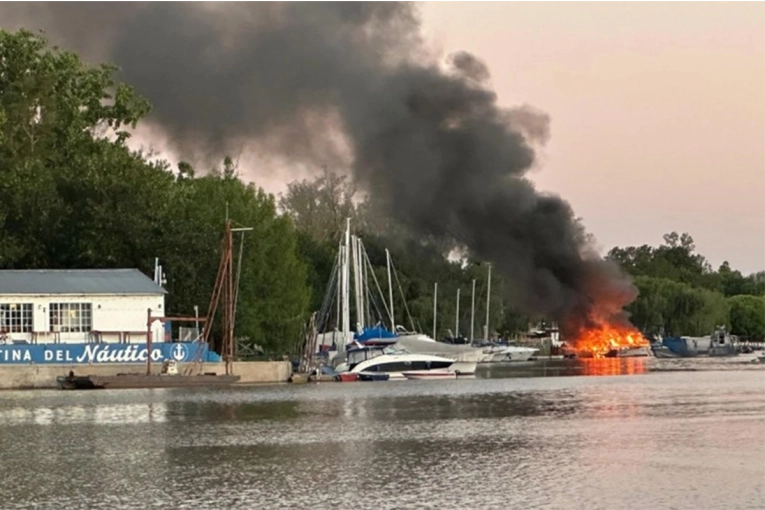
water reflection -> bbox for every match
[483,357,648,378]
[0,367,763,509]
[0,402,168,425]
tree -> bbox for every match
[161,162,311,353]
[728,295,765,340]
[278,168,360,244]
[0,29,157,269]
[0,30,312,355]
[628,276,728,336]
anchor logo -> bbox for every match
[171,343,188,362]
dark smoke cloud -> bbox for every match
[0,2,637,333]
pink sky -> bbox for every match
[418,2,765,274]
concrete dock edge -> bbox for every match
[0,361,292,389]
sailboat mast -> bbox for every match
[224,220,234,375]
[360,239,368,326]
[341,220,351,339]
[386,248,395,331]
[335,244,341,344]
[470,279,476,342]
[351,235,361,331]
[484,263,491,341]
[433,283,438,339]
[356,236,365,329]
[455,288,460,337]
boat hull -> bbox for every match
[652,346,684,359]
[357,372,390,382]
[289,373,310,384]
[71,373,241,390]
[605,346,652,358]
[403,370,458,380]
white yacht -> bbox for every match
[392,334,485,363]
[484,345,539,362]
[337,345,477,380]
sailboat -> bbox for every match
[309,220,466,378]
[471,264,538,363]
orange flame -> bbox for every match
[569,321,649,358]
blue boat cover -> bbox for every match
[662,337,689,355]
[354,326,397,342]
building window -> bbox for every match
[50,303,92,333]
[0,303,33,333]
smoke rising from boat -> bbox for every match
[0,2,638,334]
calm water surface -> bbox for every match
[0,357,763,509]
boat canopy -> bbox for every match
[354,326,397,342]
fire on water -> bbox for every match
[570,322,649,358]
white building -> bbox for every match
[0,269,166,344]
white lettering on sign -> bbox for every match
[0,343,199,364]
[75,344,166,364]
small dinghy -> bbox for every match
[338,372,359,382]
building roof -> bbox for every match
[0,269,167,295]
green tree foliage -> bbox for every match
[278,169,359,244]
[0,30,157,268]
[727,295,765,340]
[610,233,763,337]
[628,276,729,336]
[0,30,309,353]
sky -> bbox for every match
[418,2,765,275]
[2,2,764,275]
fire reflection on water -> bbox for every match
[578,357,648,377]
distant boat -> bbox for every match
[707,326,738,357]
[651,336,702,358]
[651,326,739,358]
[605,345,652,358]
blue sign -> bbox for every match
[0,342,222,365]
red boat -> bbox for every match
[338,372,359,382]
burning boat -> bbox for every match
[568,321,652,359]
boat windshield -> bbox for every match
[348,348,385,365]
[382,346,408,355]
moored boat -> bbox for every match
[338,372,359,382]
[339,344,472,380]
[707,326,738,357]
[605,345,652,358]
[58,360,241,390]
[86,372,240,389]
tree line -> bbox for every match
[1,30,762,358]
[608,233,765,339]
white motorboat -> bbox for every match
[393,335,485,363]
[483,345,539,362]
[339,345,476,380]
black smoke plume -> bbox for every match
[0,2,637,335]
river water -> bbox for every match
[0,357,763,509]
